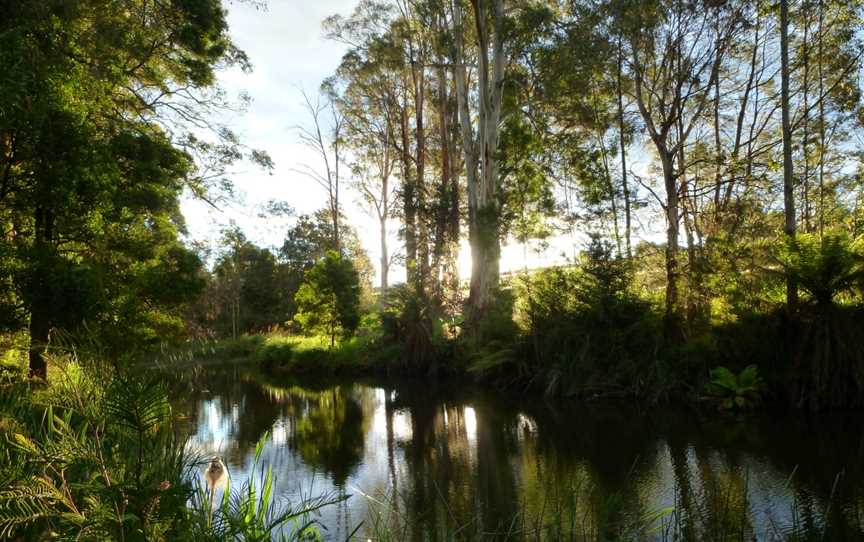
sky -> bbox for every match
[180,0,661,283]
[180,0,357,255]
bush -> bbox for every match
[514,238,663,397]
[780,233,864,307]
[706,365,763,410]
[378,284,440,370]
[778,234,864,409]
[0,356,193,540]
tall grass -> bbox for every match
[186,433,345,541]
[0,351,343,541]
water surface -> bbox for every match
[173,367,864,540]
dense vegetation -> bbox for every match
[4,0,864,405]
[3,0,864,538]
[157,0,864,412]
[0,354,340,540]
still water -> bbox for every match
[173,367,864,540]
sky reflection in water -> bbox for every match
[174,369,864,540]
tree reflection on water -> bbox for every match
[172,368,864,540]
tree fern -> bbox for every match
[780,233,864,307]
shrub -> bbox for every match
[779,234,864,409]
[779,233,864,307]
[0,357,193,540]
[513,238,663,397]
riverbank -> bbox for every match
[164,295,864,413]
[156,328,737,410]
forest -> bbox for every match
[2,0,864,539]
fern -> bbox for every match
[780,233,864,307]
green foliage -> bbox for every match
[188,433,341,541]
[280,210,375,297]
[376,284,445,369]
[498,116,557,244]
[188,212,375,339]
[465,288,521,379]
[294,252,361,346]
[0,357,193,540]
[0,0,253,368]
[512,238,663,397]
[0,352,346,541]
[779,233,864,307]
[707,365,763,411]
[212,226,286,335]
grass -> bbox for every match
[0,351,344,541]
[156,331,401,376]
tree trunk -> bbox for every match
[445,77,461,310]
[780,0,798,308]
[465,0,504,330]
[28,300,50,380]
[380,214,388,302]
[724,15,760,209]
[28,206,53,379]
[660,150,683,341]
[616,38,632,259]
[591,81,621,256]
[817,0,825,237]
[412,50,430,289]
[432,57,451,304]
[802,12,811,233]
[399,95,418,286]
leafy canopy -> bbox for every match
[294,252,361,345]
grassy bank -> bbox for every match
[165,332,401,374]
[163,290,864,413]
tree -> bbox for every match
[453,0,507,331]
[280,209,375,295]
[210,226,282,338]
[0,0,256,377]
[780,0,798,309]
[294,251,362,346]
[329,10,402,303]
[613,0,741,340]
[296,88,346,252]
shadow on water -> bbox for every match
[169,366,864,540]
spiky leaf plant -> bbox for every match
[777,234,864,409]
[0,356,192,540]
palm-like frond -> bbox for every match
[780,233,864,306]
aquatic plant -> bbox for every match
[188,432,344,541]
[0,353,345,541]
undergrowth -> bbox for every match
[0,352,340,541]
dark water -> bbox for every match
[173,367,864,540]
